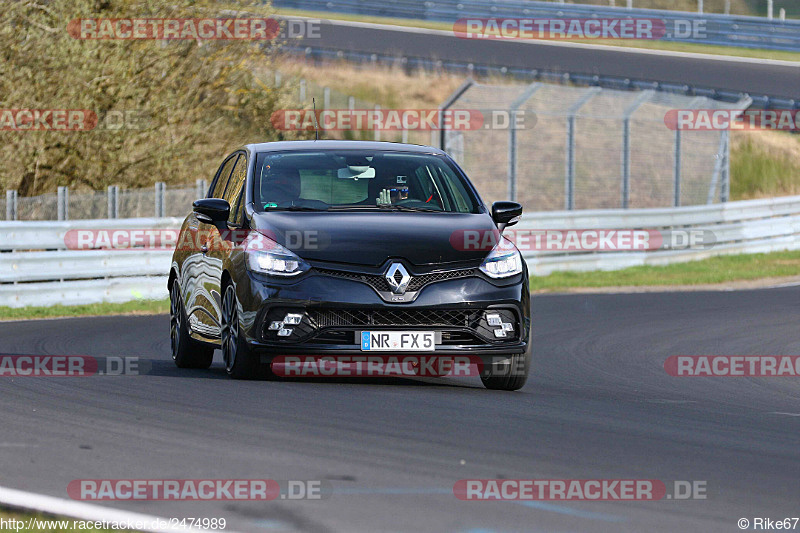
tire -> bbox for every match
[170,281,214,369]
[480,352,530,391]
[221,283,273,380]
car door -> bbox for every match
[186,153,239,339]
[198,152,248,335]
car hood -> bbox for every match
[250,211,498,267]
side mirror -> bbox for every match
[492,201,523,230]
[193,198,230,224]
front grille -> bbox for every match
[316,268,477,294]
[316,269,392,292]
[308,308,479,329]
[407,269,476,291]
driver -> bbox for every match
[261,167,301,206]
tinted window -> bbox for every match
[211,155,238,199]
[225,155,247,225]
[253,150,479,213]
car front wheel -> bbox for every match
[221,283,268,380]
[170,281,214,369]
[480,353,530,391]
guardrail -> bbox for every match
[519,195,800,275]
[276,0,800,51]
[2,196,800,307]
[0,218,181,308]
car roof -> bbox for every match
[240,140,448,156]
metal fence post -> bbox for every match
[721,129,730,203]
[6,190,17,221]
[673,129,682,207]
[402,129,409,144]
[565,118,576,210]
[299,79,306,102]
[621,90,653,209]
[323,87,330,109]
[57,186,69,221]
[107,185,119,218]
[196,179,207,200]
[565,88,601,210]
[155,182,166,218]
[507,82,542,203]
[374,104,381,142]
[348,96,355,111]
[438,78,475,152]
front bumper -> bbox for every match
[235,265,531,359]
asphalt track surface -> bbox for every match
[2,287,800,532]
[302,19,800,99]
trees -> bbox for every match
[0,0,301,195]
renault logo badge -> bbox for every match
[385,263,411,295]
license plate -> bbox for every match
[360,331,439,351]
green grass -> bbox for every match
[0,299,169,321]
[0,508,130,532]
[530,250,800,291]
[276,8,800,62]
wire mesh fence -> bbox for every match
[3,79,751,220]
[17,193,58,221]
[441,80,750,210]
[68,190,108,220]
[3,185,199,221]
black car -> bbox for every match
[169,141,531,390]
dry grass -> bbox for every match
[273,57,465,109]
[731,130,800,199]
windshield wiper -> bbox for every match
[326,205,440,212]
[377,204,440,212]
[264,205,328,212]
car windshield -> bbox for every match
[254,150,480,213]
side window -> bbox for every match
[211,155,238,199]
[225,155,247,225]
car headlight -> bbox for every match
[245,233,309,277]
[479,237,523,278]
